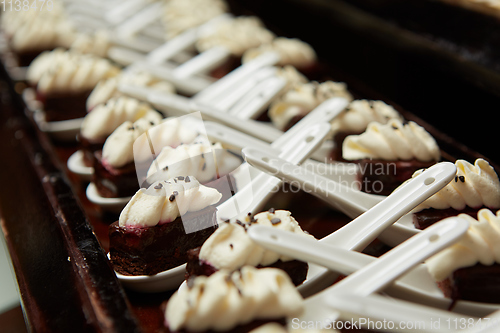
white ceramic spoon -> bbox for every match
[114,122,331,292]
[248,218,473,328]
[299,218,471,329]
[243,148,422,246]
[244,150,458,296]
[146,14,233,65]
[248,217,500,318]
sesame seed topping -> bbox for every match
[270,218,281,225]
[154,183,163,190]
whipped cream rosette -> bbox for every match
[166,266,303,332]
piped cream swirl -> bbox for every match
[102,117,198,168]
[426,209,500,281]
[80,96,161,140]
[242,37,317,69]
[27,48,120,95]
[342,119,440,162]
[331,100,402,135]
[196,16,275,57]
[146,139,241,183]
[199,210,314,271]
[165,266,303,332]
[119,177,222,228]
[162,0,228,39]
[86,71,175,110]
[269,81,354,130]
[413,158,500,212]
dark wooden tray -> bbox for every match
[1,4,499,331]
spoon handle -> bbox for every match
[324,161,457,251]
[216,123,331,220]
[331,217,469,296]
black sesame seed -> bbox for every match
[459,176,465,182]
[128,126,134,131]
[268,208,275,214]
[270,218,281,225]
[202,162,207,171]
[163,166,169,171]
[178,176,185,180]
[455,176,459,182]
[150,121,155,126]
[392,125,398,130]
[154,183,163,190]
[169,194,176,202]
[185,176,191,183]
[173,191,179,196]
[229,244,234,249]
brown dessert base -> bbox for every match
[438,263,500,305]
[413,206,482,230]
[109,206,218,276]
[185,246,309,286]
[355,158,434,196]
[36,89,92,122]
[78,135,105,167]
[93,151,143,198]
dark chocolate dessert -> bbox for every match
[109,177,223,276]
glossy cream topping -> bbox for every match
[102,117,198,168]
[80,96,161,140]
[2,3,76,52]
[70,30,111,58]
[413,159,500,212]
[276,66,308,89]
[269,81,354,130]
[426,209,500,281]
[163,0,228,39]
[165,266,304,332]
[196,16,275,57]
[86,71,175,110]
[242,37,317,69]
[342,119,440,162]
[199,210,315,271]
[27,48,120,95]
[331,100,402,135]
[119,177,222,228]
[146,139,241,184]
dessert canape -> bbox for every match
[411,158,500,229]
[269,80,354,131]
[26,48,121,121]
[93,117,198,198]
[342,119,441,195]
[165,266,303,332]
[86,70,175,111]
[79,96,163,167]
[330,100,403,161]
[195,16,276,78]
[0,4,76,66]
[186,209,313,286]
[242,37,318,75]
[162,0,228,40]
[109,177,222,276]
[426,209,500,304]
[69,30,111,58]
